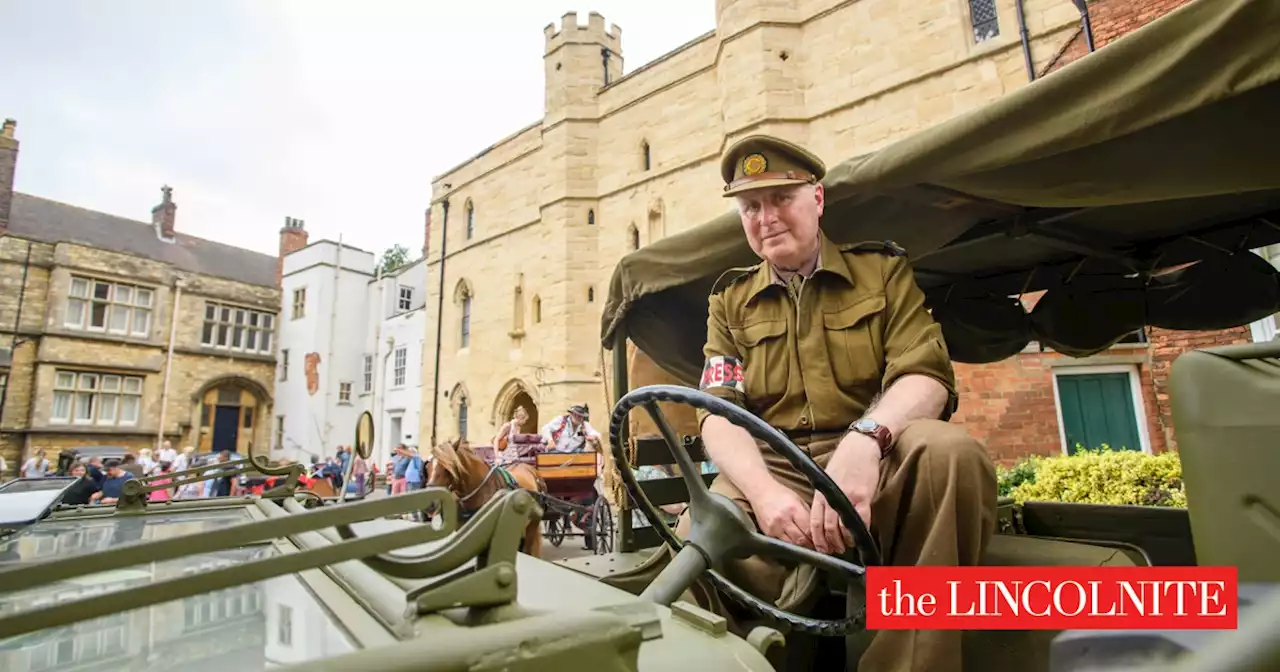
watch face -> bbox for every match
[854,418,879,432]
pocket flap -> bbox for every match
[736,319,787,347]
[823,293,886,330]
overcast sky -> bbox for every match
[2,0,715,260]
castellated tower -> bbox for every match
[543,11,623,126]
[714,0,807,142]
[538,11,623,389]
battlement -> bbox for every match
[544,11,622,55]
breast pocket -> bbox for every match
[732,319,788,405]
[822,294,885,392]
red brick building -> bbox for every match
[950,0,1263,464]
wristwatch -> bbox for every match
[848,417,893,458]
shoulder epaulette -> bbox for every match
[839,240,907,257]
[710,265,760,295]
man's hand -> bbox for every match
[810,434,881,555]
[750,481,814,549]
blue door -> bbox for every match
[213,406,240,453]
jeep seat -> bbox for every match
[1171,340,1280,582]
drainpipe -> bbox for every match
[379,336,395,458]
[1015,0,1035,81]
[1069,0,1096,53]
[429,199,449,447]
[156,275,186,450]
[371,265,384,460]
[324,234,343,450]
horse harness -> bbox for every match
[454,463,522,522]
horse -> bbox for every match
[425,440,547,558]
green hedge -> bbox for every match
[997,446,1186,508]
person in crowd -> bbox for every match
[93,459,135,505]
[149,461,176,502]
[60,462,100,506]
[21,451,50,478]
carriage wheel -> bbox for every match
[545,512,566,547]
[591,498,614,555]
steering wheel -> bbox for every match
[608,384,881,637]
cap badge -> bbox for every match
[742,153,768,177]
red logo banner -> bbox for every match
[866,566,1238,630]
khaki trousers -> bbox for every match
[623,418,997,672]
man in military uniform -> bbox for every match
[681,135,998,671]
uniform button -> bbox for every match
[800,417,809,425]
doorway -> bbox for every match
[388,415,403,449]
[507,390,539,434]
[212,406,240,453]
[199,383,260,455]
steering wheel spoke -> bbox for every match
[610,384,879,637]
[746,532,867,578]
[640,401,713,509]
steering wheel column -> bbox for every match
[609,384,882,637]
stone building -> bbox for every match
[420,0,1259,460]
[0,119,288,473]
[274,234,427,468]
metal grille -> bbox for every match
[969,0,1000,43]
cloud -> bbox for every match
[4,0,715,261]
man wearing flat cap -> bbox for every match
[675,135,997,671]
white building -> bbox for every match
[275,236,427,468]
[1250,244,1280,342]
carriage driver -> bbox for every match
[539,404,602,453]
[669,135,997,672]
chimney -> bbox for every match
[277,216,309,286]
[423,207,432,259]
[151,185,177,240]
[0,119,18,233]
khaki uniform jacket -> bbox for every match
[696,233,958,434]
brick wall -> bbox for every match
[952,325,1251,466]
[1043,0,1198,75]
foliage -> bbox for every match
[997,446,1186,508]
[378,244,412,274]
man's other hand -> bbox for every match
[810,434,879,555]
[752,481,813,548]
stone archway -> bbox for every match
[493,378,540,435]
[188,374,272,456]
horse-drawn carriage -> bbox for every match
[477,434,615,552]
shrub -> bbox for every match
[998,446,1186,508]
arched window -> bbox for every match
[465,200,475,240]
[532,295,542,323]
[454,279,474,349]
[587,287,595,302]
[461,295,471,347]
[458,399,469,439]
[641,141,651,171]
[587,209,595,225]
[628,223,639,251]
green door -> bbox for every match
[1056,372,1142,454]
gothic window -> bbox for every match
[628,223,639,251]
[532,295,542,323]
[588,209,595,225]
[587,287,594,302]
[461,296,471,347]
[454,279,474,349]
[641,141,651,171]
[465,200,475,240]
